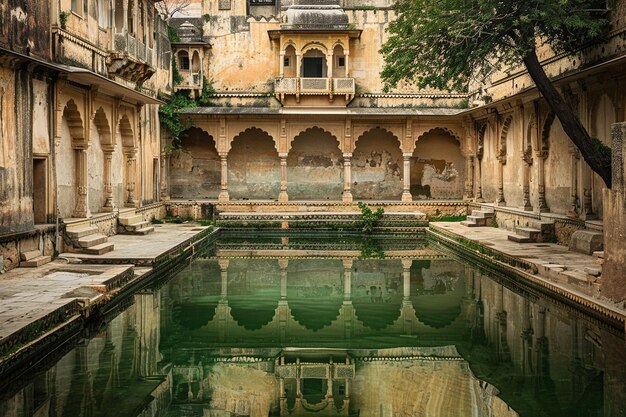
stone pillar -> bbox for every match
[279,52,285,78]
[536,149,549,212]
[74,148,90,218]
[218,259,229,301]
[326,54,333,79]
[496,154,506,206]
[344,52,350,77]
[296,53,301,77]
[102,151,114,211]
[342,153,353,202]
[343,259,353,302]
[464,155,474,200]
[160,152,170,201]
[278,153,288,202]
[522,150,533,211]
[568,147,580,217]
[402,153,412,202]
[581,165,595,219]
[218,153,229,202]
[475,155,484,202]
[124,151,137,207]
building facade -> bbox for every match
[0,0,171,271]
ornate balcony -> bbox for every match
[108,32,155,84]
[275,77,355,102]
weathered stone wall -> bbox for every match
[0,227,59,272]
[602,122,626,303]
[169,128,220,199]
[411,129,464,199]
[287,128,344,200]
[544,119,572,214]
[228,129,281,200]
[352,128,402,200]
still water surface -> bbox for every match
[1,233,625,417]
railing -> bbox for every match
[113,32,154,65]
[176,71,202,89]
[274,77,355,96]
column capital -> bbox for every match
[342,259,353,269]
[402,152,413,159]
[342,152,352,159]
[279,152,288,159]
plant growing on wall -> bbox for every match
[358,202,384,233]
[159,91,196,149]
[381,0,613,188]
[59,11,69,29]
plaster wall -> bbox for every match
[287,128,343,200]
[352,129,402,200]
[88,124,105,213]
[411,130,464,199]
[544,119,571,215]
[169,129,220,199]
[57,120,76,218]
[228,130,281,200]
[502,118,524,208]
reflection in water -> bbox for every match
[1,234,624,417]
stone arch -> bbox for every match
[283,41,297,54]
[416,126,463,145]
[93,107,113,149]
[191,50,201,73]
[476,122,487,160]
[352,127,403,200]
[301,42,328,55]
[170,127,220,199]
[332,43,346,78]
[541,111,555,154]
[288,127,343,200]
[499,115,513,160]
[228,128,280,200]
[63,99,85,147]
[119,114,135,149]
[411,128,465,199]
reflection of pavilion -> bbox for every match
[162,254,473,347]
[277,349,354,416]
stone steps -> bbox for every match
[118,217,155,236]
[508,227,541,243]
[20,255,52,267]
[461,208,494,227]
[77,234,108,248]
[66,225,99,239]
[82,242,115,255]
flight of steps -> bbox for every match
[66,224,115,255]
[507,221,554,244]
[118,212,154,235]
[460,208,494,227]
[19,250,51,267]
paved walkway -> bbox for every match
[0,223,212,358]
[60,223,210,263]
[430,222,626,322]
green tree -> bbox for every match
[381,0,612,187]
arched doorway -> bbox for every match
[58,99,88,218]
[288,127,343,200]
[412,129,465,199]
[301,48,327,78]
[352,128,403,200]
[169,127,220,199]
[228,128,280,200]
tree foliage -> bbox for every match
[381,0,613,187]
[381,0,608,91]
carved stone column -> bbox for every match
[342,153,353,202]
[496,152,506,206]
[568,147,580,217]
[74,148,90,218]
[218,152,229,202]
[279,52,285,78]
[279,153,288,202]
[522,148,533,211]
[344,52,350,77]
[124,150,137,207]
[160,152,170,201]
[464,155,474,200]
[402,153,412,202]
[102,150,114,211]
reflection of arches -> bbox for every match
[170,127,220,199]
[412,295,462,328]
[173,301,217,330]
[93,107,113,149]
[229,295,278,331]
[352,128,403,200]
[228,128,280,200]
[353,302,402,330]
[63,99,85,146]
[288,127,343,200]
[289,298,342,331]
[412,128,464,199]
